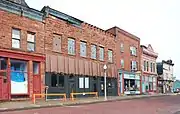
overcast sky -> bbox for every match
[26,0,180,79]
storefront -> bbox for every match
[142,75,157,94]
[119,71,141,95]
[0,49,45,100]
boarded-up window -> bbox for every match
[53,35,61,52]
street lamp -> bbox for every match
[103,64,107,101]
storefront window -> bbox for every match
[149,82,153,91]
[51,74,64,87]
[0,57,7,83]
[124,79,140,91]
[153,77,157,91]
[10,59,28,94]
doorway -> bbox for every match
[10,59,28,95]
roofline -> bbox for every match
[111,26,140,41]
[162,60,174,66]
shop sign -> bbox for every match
[124,74,140,80]
[124,74,135,79]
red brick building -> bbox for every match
[0,0,45,100]
[42,7,117,98]
[106,27,141,95]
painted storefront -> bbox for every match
[119,71,141,95]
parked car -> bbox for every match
[174,88,180,93]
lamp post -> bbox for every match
[103,64,107,101]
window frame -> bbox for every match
[99,46,104,61]
[121,59,124,68]
[108,49,113,63]
[80,41,87,57]
[91,44,97,59]
[12,28,21,49]
[53,35,61,52]
[33,62,39,75]
[68,38,75,55]
[27,32,36,52]
[144,61,146,71]
[130,46,137,56]
[150,62,153,72]
[51,74,65,88]
[120,43,124,52]
[147,61,149,72]
[131,61,137,71]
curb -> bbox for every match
[0,94,176,112]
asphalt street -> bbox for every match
[2,95,180,114]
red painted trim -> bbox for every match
[7,58,11,100]
[27,61,30,97]
[11,94,29,95]
[0,49,45,62]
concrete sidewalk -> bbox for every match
[0,93,177,112]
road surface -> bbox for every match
[2,95,180,114]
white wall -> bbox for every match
[163,63,174,80]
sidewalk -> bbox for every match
[0,93,177,112]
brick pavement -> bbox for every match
[0,93,177,112]
[1,94,180,114]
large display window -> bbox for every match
[10,60,28,94]
[124,79,140,91]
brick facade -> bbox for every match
[0,1,45,100]
[44,13,117,78]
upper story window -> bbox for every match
[53,35,61,52]
[120,43,124,52]
[144,61,147,71]
[27,33,35,51]
[108,49,113,63]
[153,63,156,73]
[91,44,97,59]
[131,61,137,71]
[68,38,75,55]
[130,46,137,56]
[150,62,153,72]
[99,47,104,61]
[80,41,87,57]
[121,59,124,68]
[147,61,149,72]
[12,29,20,48]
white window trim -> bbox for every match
[27,33,35,51]
[12,29,21,48]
